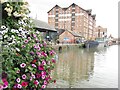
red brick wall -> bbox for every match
[59,31,75,43]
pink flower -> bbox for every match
[37,46,41,51]
[49,50,55,56]
[44,80,47,85]
[16,69,20,73]
[36,73,41,78]
[21,45,26,48]
[21,82,28,87]
[3,84,8,89]
[24,40,28,44]
[16,78,20,83]
[22,74,27,79]
[0,84,3,90]
[2,79,8,86]
[39,44,43,47]
[33,34,36,38]
[28,37,31,40]
[45,77,49,81]
[30,51,34,55]
[17,84,22,88]
[30,77,32,81]
[52,58,56,63]
[33,44,37,49]
[2,79,8,89]
[31,74,35,79]
[34,80,39,85]
[42,75,45,79]
[42,85,46,88]
[47,61,51,65]
[20,63,26,68]
[36,52,41,57]
[41,52,47,57]
[38,64,44,70]
[41,71,46,75]
[43,42,47,47]
[45,75,51,81]
[32,64,36,68]
[13,84,17,88]
[42,60,46,65]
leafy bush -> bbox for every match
[0,0,56,89]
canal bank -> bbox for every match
[48,45,118,88]
[51,44,83,52]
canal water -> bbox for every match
[48,45,118,88]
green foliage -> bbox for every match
[0,0,56,89]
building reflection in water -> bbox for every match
[49,47,103,88]
[48,46,118,88]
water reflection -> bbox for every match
[48,45,118,88]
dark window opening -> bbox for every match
[72,9,75,12]
[55,23,58,26]
[56,14,58,17]
[72,4,75,7]
[56,11,59,13]
[55,19,58,22]
[103,32,104,35]
[72,18,75,21]
[72,23,75,26]
[72,13,75,16]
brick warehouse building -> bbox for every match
[48,3,96,43]
[95,26,107,39]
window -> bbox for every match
[56,14,58,17]
[55,19,58,22]
[55,23,58,26]
[72,9,75,12]
[72,13,75,16]
[56,11,59,13]
[103,32,104,35]
[72,18,75,21]
[72,23,75,26]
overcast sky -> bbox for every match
[27,0,119,38]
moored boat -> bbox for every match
[83,40,99,48]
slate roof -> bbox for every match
[56,29,65,35]
[59,29,82,37]
[67,30,82,37]
[33,19,57,32]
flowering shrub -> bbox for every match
[0,0,56,89]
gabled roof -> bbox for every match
[47,3,86,13]
[70,3,86,11]
[47,4,60,13]
[67,30,82,37]
[91,14,96,19]
[47,3,96,20]
[60,29,82,37]
[33,19,57,32]
[56,29,65,35]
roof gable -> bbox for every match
[60,30,82,37]
[47,5,61,13]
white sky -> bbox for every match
[27,0,119,38]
